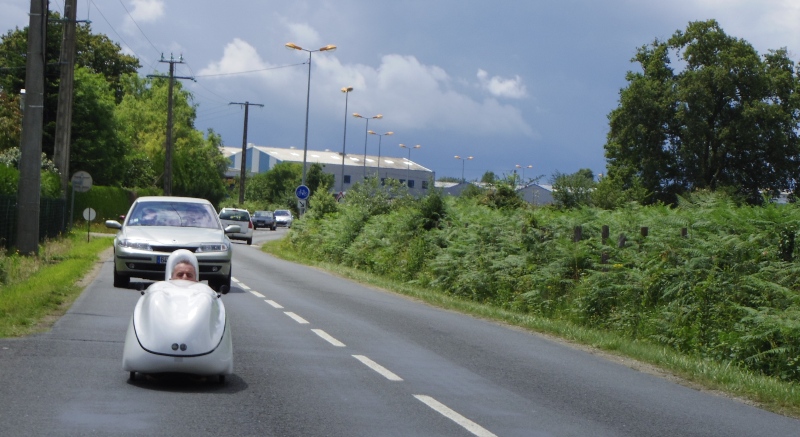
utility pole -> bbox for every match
[229,101,263,204]
[53,0,79,199]
[147,54,194,195]
[16,0,48,255]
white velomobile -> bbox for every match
[123,249,233,383]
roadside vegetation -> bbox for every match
[0,232,110,337]
[264,181,800,417]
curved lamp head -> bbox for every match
[341,86,354,93]
[285,43,337,53]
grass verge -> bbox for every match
[0,232,112,337]
[262,238,800,419]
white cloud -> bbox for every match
[200,42,535,138]
[284,22,322,49]
[477,69,528,99]
[121,0,165,36]
[129,0,165,22]
[198,38,269,76]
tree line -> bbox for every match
[0,12,229,204]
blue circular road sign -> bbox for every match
[295,185,310,200]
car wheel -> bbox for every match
[246,237,252,245]
[219,375,225,384]
[114,266,130,288]
[271,225,276,231]
[209,269,232,292]
[129,371,136,381]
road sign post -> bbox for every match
[82,207,96,242]
[295,185,310,216]
[70,171,92,230]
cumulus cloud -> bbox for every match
[121,0,165,35]
[200,42,535,138]
[477,69,528,99]
[198,38,268,76]
[129,0,165,22]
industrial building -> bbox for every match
[221,144,435,196]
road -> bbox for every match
[0,227,798,436]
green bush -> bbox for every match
[284,188,800,383]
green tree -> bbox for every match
[605,19,800,204]
[0,91,21,151]
[244,161,302,205]
[480,171,496,184]
[305,163,335,199]
[551,169,596,208]
[0,13,139,156]
[69,66,125,186]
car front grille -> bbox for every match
[151,245,197,253]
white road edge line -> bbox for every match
[265,300,283,309]
[413,395,497,437]
[284,312,309,324]
[232,277,240,283]
[311,329,346,347]
[352,355,403,381]
[249,290,265,298]
[238,283,251,290]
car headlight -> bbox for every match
[118,239,152,251]
[196,242,229,253]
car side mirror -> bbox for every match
[105,220,122,230]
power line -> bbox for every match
[193,62,305,78]
[117,0,161,59]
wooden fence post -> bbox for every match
[618,233,626,248]
[602,225,609,244]
[573,226,582,242]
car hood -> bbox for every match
[133,280,227,356]
[119,226,227,244]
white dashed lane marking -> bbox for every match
[311,329,346,347]
[352,355,403,381]
[249,283,495,437]
[265,300,283,309]
[284,312,309,324]
[414,395,497,437]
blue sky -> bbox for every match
[3,0,800,183]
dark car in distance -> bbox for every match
[252,210,276,230]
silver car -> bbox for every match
[105,196,238,291]
[274,209,293,227]
[218,208,254,245]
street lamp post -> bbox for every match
[454,155,473,183]
[353,113,382,176]
[340,86,354,193]
[368,130,393,178]
[515,164,533,185]
[399,144,421,186]
[285,42,337,188]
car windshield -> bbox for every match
[255,211,272,217]
[219,210,250,222]
[275,211,289,216]
[128,202,219,229]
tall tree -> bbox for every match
[116,75,227,200]
[68,66,125,185]
[605,20,800,204]
[0,12,139,156]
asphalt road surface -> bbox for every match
[1,227,798,436]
